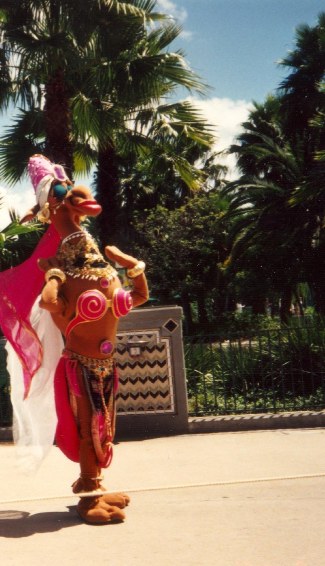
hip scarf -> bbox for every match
[54,350,119,468]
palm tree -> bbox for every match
[1,0,81,174]
[224,97,309,320]
[0,0,165,175]
[225,10,325,319]
[72,7,213,243]
[0,0,214,245]
[279,12,325,152]
[278,13,325,313]
[0,8,11,111]
[92,100,214,244]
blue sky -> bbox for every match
[160,0,324,101]
[155,0,325,176]
[1,0,324,224]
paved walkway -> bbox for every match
[1,429,325,566]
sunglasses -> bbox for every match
[52,183,72,200]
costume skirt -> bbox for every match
[54,350,118,468]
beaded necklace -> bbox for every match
[57,230,117,282]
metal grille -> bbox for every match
[185,323,325,416]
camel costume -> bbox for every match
[0,155,149,524]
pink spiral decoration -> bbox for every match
[66,289,108,337]
[112,288,133,318]
[78,290,107,321]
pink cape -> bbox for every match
[0,225,61,397]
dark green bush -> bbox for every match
[185,318,325,415]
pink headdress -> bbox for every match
[0,155,63,396]
[28,155,70,221]
[28,155,68,205]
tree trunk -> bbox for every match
[44,68,74,176]
[310,279,325,316]
[95,145,121,247]
[181,292,193,335]
[306,246,325,316]
[197,295,208,324]
[251,295,266,315]
[293,289,304,317]
[224,292,237,313]
[280,285,293,324]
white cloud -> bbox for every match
[0,185,35,230]
[179,29,194,41]
[0,192,10,229]
[156,0,188,23]
[155,2,194,41]
[188,97,253,178]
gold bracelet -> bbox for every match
[45,268,66,284]
[127,261,146,279]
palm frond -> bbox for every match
[2,218,40,237]
[102,0,167,23]
[0,108,45,184]
[146,22,182,52]
[170,154,206,191]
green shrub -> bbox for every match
[185,319,325,415]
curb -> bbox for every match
[2,410,325,443]
[189,410,325,434]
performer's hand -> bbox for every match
[39,278,66,313]
[104,245,138,269]
[105,246,149,307]
[37,257,61,272]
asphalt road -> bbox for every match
[1,429,325,566]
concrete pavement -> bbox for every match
[1,429,325,566]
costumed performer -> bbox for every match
[0,154,149,524]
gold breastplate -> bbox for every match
[57,231,117,282]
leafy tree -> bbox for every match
[134,185,229,332]
[0,0,169,162]
[107,137,223,249]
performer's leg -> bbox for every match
[73,371,125,524]
[72,369,130,509]
[76,385,99,483]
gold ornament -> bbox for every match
[45,268,67,284]
[37,203,51,224]
[127,261,146,279]
[57,231,117,282]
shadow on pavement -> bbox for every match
[0,506,80,537]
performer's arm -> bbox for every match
[39,266,67,313]
[105,246,149,307]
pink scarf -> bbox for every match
[0,225,60,397]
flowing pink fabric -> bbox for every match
[93,412,114,468]
[0,224,60,397]
[65,357,81,397]
[54,356,80,463]
[54,355,117,467]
